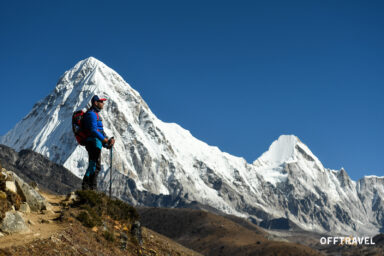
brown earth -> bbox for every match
[138,207,325,256]
[2,189,381,256]
[0,192,202,256]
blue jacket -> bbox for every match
[83,107,106,142]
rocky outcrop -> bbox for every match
[0,166,50,235]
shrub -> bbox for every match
[0,197,10,221]
[106,198,139,222]
[6,191,21,211]
[74,190,139,228]
[76,210,102,228]
[103,230,115,242]
[75,190,103,208]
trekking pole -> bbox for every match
[109,146,113,198]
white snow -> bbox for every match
[253,135,299,166]
[364,175,384,179]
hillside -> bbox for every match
[0,183,201,256]
[0,145,81,195]
[1,159,383,255]
[137,207,323,256]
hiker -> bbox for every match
[81,95,115,190]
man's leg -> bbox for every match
[81,175,90,190]
[90,153,101,190]
[83,142,101,190]
[82,145,92,190]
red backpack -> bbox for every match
[72,109,100,146]
[72,110,88,146]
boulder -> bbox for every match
[0,211,30,234]
[66,192,79,203]
[130,220,143,245]
[19,202,31,213]
[5,181,17,194]
[12,172,48,212]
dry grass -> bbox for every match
[138,207,325,256]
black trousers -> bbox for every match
[82,141,101,190]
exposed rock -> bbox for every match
[5,181,17,194]
[41,209,55,215]
[0,211,30,234]
[13,172,48,212]
[131,220,142,245]
[40,219,52,224]
[65,192,79,203]
[19,202,31,213]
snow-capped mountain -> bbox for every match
[1,57,383,236]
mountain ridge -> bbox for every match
[1,57,383,236]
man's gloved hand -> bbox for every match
[102,137,109,147]
[107,137,115,149]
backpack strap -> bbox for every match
[85,108,102,133]
[86,108,100,121]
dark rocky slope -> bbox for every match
[0,145,81,194]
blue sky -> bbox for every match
[0,0,383,180]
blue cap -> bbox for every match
[91,95,107,103]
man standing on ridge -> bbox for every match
[82,95,115,190]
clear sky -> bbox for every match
[0,0,383,180]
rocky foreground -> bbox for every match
[0,163,321,256]
[1,160,383,256]
[0,164,52,235]
[0,164,201,256]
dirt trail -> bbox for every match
[0,192,65,248]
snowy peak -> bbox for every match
[253,135,322,168]
[73,56,103,70]
[257,135,299,165]
[57,57,139,97]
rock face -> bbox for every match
[0,211,29,234]
[0,57,383,236]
